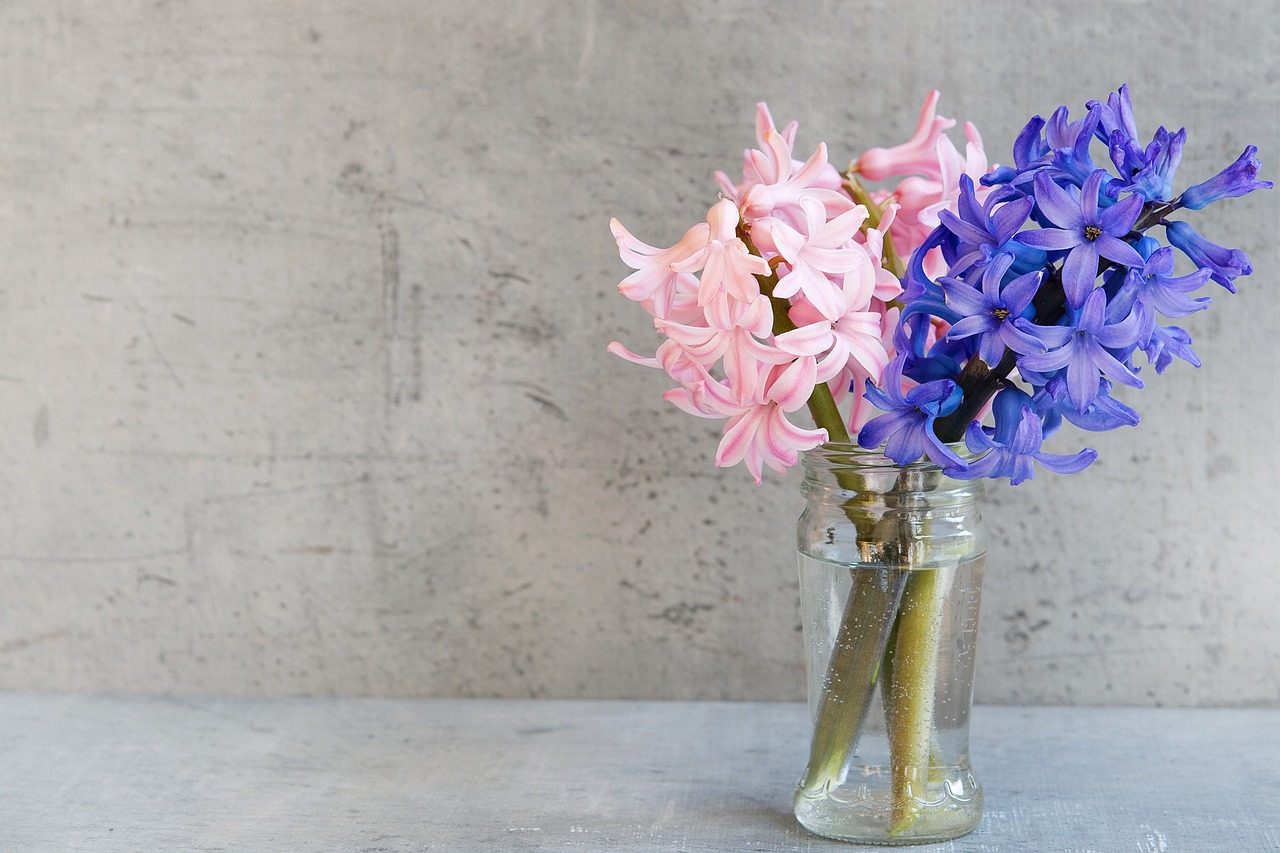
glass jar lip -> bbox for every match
[801,442,988,499]
[802,441,982,469]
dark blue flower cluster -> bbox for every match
[858,85,1271,484]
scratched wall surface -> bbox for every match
[0,2,1276,704]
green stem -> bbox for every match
[805,383,850,445]
[796,567,907,797]
[887,565,951,835]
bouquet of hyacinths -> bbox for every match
[608,86,1267,838]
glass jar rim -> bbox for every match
[802,441,983,468]
[801,442,986,498]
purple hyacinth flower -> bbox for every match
[1164,220,1252,292]
[940,254,1045,368]
[1088,84,1139,144]
[938,175,1042,276]
[1177,145,1273,210]
[1143,324,1200,375]
[1016,288,1144,414]
[1106,126,1186,203]
[1044,103,1104,186]
[1088,84,1185,202]
[962,387,1096,485]
[1016,170,1146,308]
[1035,376,1141,432]
[857,354,967,469]
[1012,115,1050,171]
[1113,239,1211,324]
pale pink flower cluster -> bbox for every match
[855,90,995,279]
[609,95,985,482]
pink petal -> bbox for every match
[775,321,835,357]
[761,129,793,184]
[663,384,720,419]
[722,245,768,303]
[763,407,827,462]
[765,217,805,263]
[716,407,766,470]
[767,356,818,411]
[754,102,777,144]
[962,121,987,175]
[790,142,831,196]
[814,204,869,247]
[802,245,866,276]
[855,89,955,181]
[738,293,774,337]
[695,245,726,305]
[844,331,891,381]
[706,198,742,242]
[783,264,845,321]
[873,267,903,302]
[713,170,740,202]
[878,203,900,234]
[606,341,659,368]
[841,261,876,310]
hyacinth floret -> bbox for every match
[1014,170,1145,308]
[1016,287,1145,414]
[937,175,1044,277]
[1177,144,1271,211]
[1164,219,1253,292]
[856,353,967,469]
[938,253,1044,367]
[960,387,1097,484]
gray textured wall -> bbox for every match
[0,1,1276,705]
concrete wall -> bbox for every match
[0,0,1276,705]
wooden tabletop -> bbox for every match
[2,694,1277,851]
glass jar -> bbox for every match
[792,445,986,845]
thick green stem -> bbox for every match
[887,565,951,834]
[805,383,851,446]
[796,568,907,797]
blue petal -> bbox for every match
[1033,447,1098,475]
[1033,172,1086,230]
[1062,243,1100,308]
[1000,270,1042,314]
[857,409,911,451]
[883,418,927,464]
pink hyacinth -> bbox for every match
[610,218,707,320]
[608,93,986,481]
[739,131,854,224]
[672,198,770,306]
[854,90,956,182]
[665,358,828,485]
[765,197,872,321]
[858,97,995,283]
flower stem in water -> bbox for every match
[796,567,907,798]
[887,564,952,835]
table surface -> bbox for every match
[2,694,1277,852]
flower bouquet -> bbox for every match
[607,86,1268,843]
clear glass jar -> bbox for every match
[793,445,986,845]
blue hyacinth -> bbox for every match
[858,84,1270,484]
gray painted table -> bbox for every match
[2,695,1276,851]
